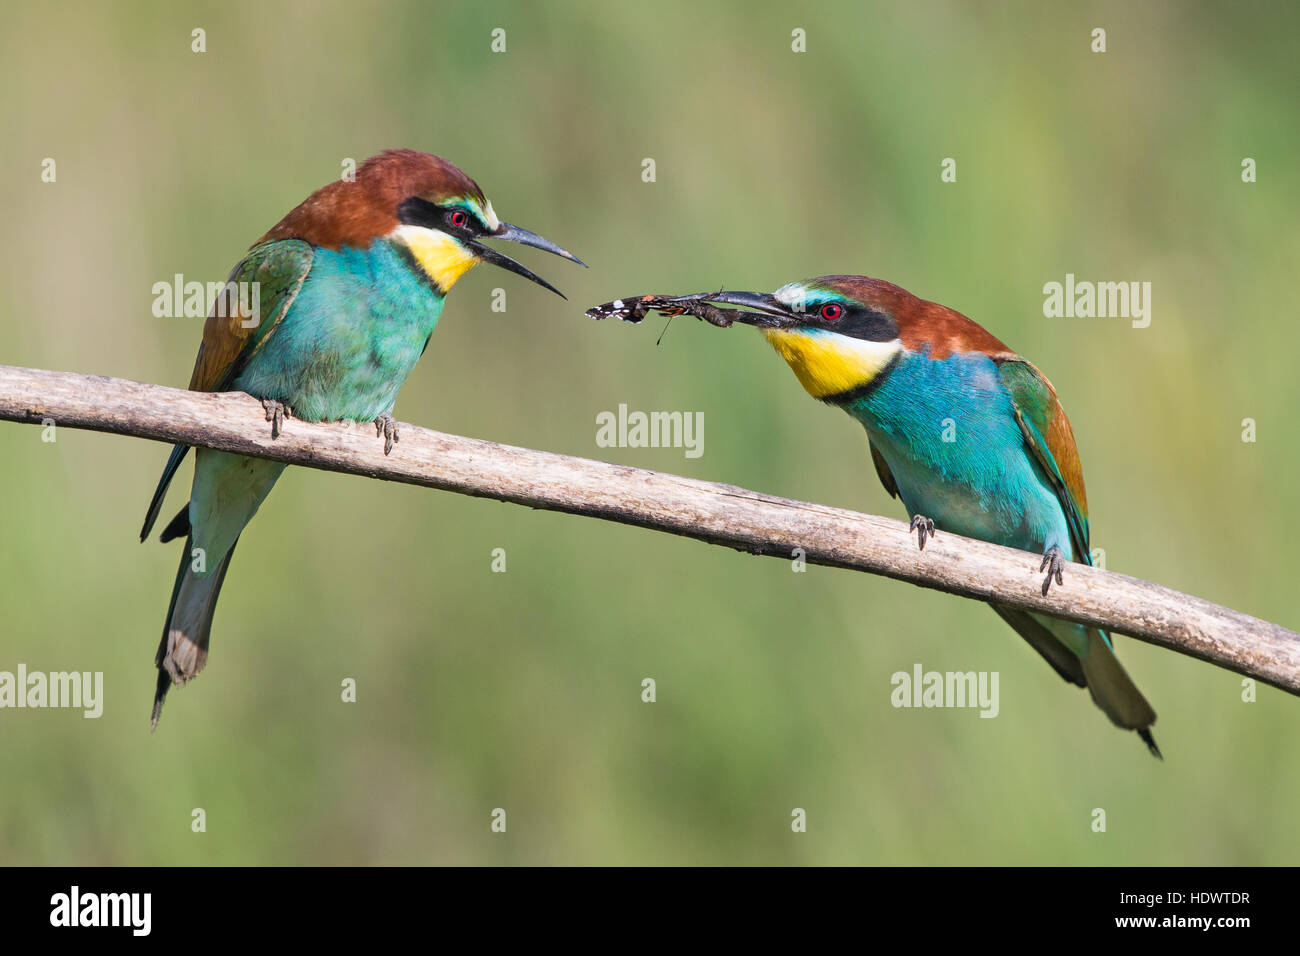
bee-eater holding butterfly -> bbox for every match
[590,277,1158,756]
[141,149,583,728]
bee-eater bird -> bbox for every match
[656,277,1158,756]
[139,149,583,728]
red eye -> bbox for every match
[821,303,843,321]
[450,210,468,228]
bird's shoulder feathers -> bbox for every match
[188,239,315,393]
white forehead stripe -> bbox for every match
[774,282,806,304]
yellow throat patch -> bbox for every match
[762,329,902,399]
[394,225,480,292]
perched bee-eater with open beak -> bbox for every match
[612,276,1158,756]
[140,149,583,728]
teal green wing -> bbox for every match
[187,239,315,393]
[993,357,1091,565]
[139,240,314,541]
[993,357,1157,750]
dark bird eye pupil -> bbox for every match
[822,304,842,320]
[451,211,467,227]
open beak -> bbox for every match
[693,290,802,329]
[468,222,586,300]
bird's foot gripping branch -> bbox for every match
[584,278,1300,757]
[1,365,1298,747]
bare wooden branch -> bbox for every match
[2,363,1296,694]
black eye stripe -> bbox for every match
[397,197,480,235]
[805,298,898,342]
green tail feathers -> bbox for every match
[1078,629,1161,758]
[151,535,239,731]
[993,604,1159,758]
[144,449,287,728]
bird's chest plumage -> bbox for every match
[234,241,446,422]
[846,350,1071,555]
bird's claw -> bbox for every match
[909,514,936,550]
[375,414,399,455]
[261,398,292,439]
[1039,545,1066,596]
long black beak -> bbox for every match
[469,222,586,300]
[697,291,802,329]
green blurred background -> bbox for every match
[1,1,1296,865]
